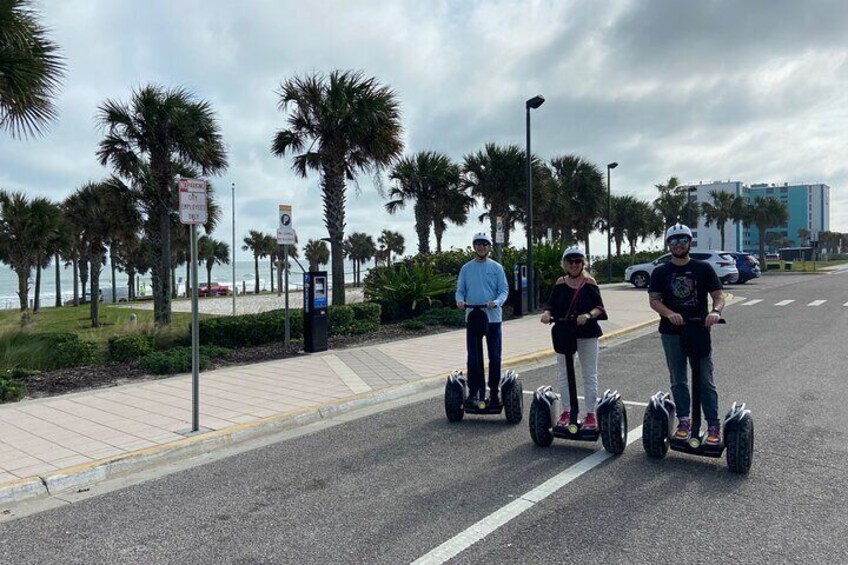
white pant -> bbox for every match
[555,337,599,414]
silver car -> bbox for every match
[624,250,739,288]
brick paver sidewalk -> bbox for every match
[0,285,656,502]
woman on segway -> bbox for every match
[648,223,726,446]
[539,246,608,430]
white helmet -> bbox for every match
[562,245,586,259]
[472,232,492,246]
[665,223,693,241]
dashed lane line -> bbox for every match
[807,300,827,306]
[411,426,643,565]
[741,299,763,306]
[775,300,795,306]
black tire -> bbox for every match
[444,381,464,423]
[631,271,650,288]
[528,397,554,447]
[601,399,628,455]
[726,416,754,474]
[642,407,668,458]
[503,379,523,425]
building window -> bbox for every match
[780,187,788,193]
[766,188,774,194]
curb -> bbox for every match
[0,317,659,508]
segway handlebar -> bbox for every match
[464,304,490,309]
[684,317,727,325]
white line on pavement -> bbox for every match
[741,299,763,306]
[775,300,795,306]
[412,427,643,565]
[807,300,827,306]
[844,302,848,307]
[519,390,648,407]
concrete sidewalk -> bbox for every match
[0,285,657,504]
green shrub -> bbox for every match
[138,348,213,375]
[401,319,426,331]
[198,345,231,359]
[54,336,99,367]
[0,377,25,403]
[108,334,155,362]
[416,308,466,327]
[199,309,305,348]
[328,305,355,335]
[363,263,456,322]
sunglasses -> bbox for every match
[565,258,583,264]
[474,241,491,247]
[667,237,691,246]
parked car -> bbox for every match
[198,282,230,297]
[727,252,761,284]
[84,286,129,303]
[624,250,739,288]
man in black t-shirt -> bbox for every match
[648,223,726,446]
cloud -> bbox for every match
[2,0,845,262]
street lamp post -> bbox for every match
[525,94,545,312]
[606,162,618,283]
[231,182,236,316]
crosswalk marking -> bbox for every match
[808,300,827,306]
[775,300,795,306]
[742,299,763,306]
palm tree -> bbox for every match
[303,238,330,272]
[242,230,266,294]
[797,228,811,247]
[742,197,789,268]
[386,151,460,255]
[0,192,59,322]
[65,181,141,327]
[549,155,605,257]
[0,0,65,138]
[261,233,278,293]
[653,176,687,227]
[606,194,637,257]
[702,190,744,250]
[624,201,664,257]
[432,183,474,253]
[48,212,71,307]
[462,143,526,247]
[377,229,404,265]
[197,235,230,292]
[29,199,62,312]
[115,234,149,301]
[271,70,403,305]
[344,232,376,286]
[97,85,228,325]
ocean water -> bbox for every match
[0,258,365,310]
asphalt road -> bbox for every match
[1,273,846,564]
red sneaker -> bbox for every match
[556,410,570,427]
[582,412,598,431]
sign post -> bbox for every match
[179,178,207,433]
[495,215,504,261]
[277,205,296,349]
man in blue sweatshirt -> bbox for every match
[455,232,510,406]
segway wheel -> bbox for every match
[529,396,554,447]
[600,398,628,455]
[444,381,464,423]
[503,378,524,425]
[726,415,754,474]
[642,406,669,458]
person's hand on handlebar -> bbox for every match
[486,300,496,309]
[667,312,684,326]
[705,311,721,327]
[540,311,551,324]
[456,300,465,309]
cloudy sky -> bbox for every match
[3,0,846,261]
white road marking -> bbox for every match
[844,302,848,307]
[412,427,643,565]
[775,300,794,306]
[741,299,763,306]
[520,391,648,407]
[808,300,826,306]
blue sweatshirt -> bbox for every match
[455,258,509,323]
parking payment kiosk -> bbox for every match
[304,272,328,352]
[512,263,528,317]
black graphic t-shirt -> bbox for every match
[648,259,721,335]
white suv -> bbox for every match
[624,251,739,288]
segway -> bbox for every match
[642,318,754,474]
[444,305,523,424]
[528,316,628,454]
